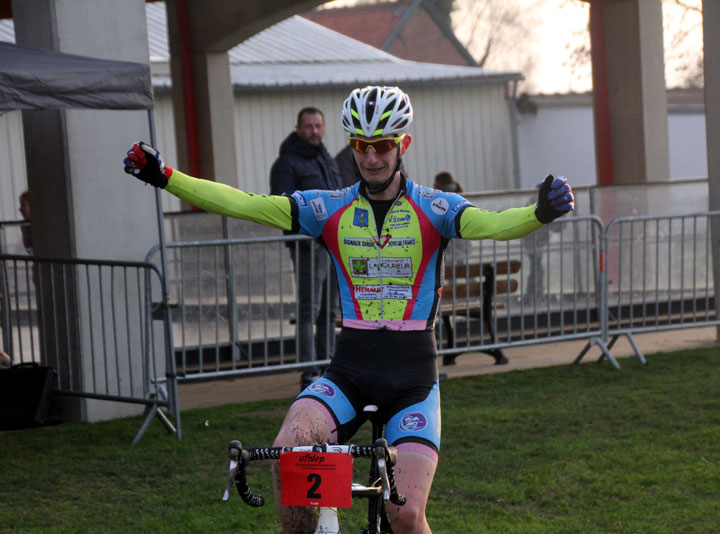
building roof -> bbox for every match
[0,2,520,91]
[303,0,477,67]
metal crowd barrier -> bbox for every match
[575,211,720,368]
[147,215,609,383]
[151,210,717,382]
[0,254,179,442]
[145,232,336,383]
[438,215,605,363]
[3,210,717,437]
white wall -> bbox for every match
[516,104,597,189]
[668,111,708,179]
[516,97,708,189]
[232,83,517,195]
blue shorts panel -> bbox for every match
[297,377,357,425]
[385,381,441,450]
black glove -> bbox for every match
[534,174,574,224]
[123,141,172,188]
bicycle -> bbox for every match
[222,405,406,534]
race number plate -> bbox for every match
[280,451,353,508]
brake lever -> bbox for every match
[373,438,391,501]
[223,440,243,501]
[223,458,239,501]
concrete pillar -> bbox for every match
[164,0,324,188]
[703,0,720,341]
[11,0,160,421]
[592,0,670,184]
[165,0,238,187]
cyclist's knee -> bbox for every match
[272,403,331,447]
[389,502,429,534]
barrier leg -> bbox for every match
[624,332,646,365]
[573,339,594,365]
[595,339,621,370]
[601,333,645,366]
[574,337,621,370]
[132,385,178,444]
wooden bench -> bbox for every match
[440,259,521,366]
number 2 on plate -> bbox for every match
[307,473,322,499]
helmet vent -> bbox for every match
[365,87,378,124]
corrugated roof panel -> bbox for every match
[229,60,520,90]
[229,15,398,65]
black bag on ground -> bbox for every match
[0,362,57,430]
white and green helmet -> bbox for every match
[341,86,413,137]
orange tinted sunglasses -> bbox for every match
[348,135,405,154]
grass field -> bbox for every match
[2,347,719,533]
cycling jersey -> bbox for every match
[166,170,542,331]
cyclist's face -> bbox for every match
[352,135,411,186]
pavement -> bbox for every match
[178,326,719,410]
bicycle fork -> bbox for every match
[363,405,390,534]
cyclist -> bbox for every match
[124,85,574,533]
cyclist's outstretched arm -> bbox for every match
[123,141,295,231]
[458,205,542,241]
[457,174,575,241]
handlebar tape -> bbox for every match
[235,464,265,507]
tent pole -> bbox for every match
[147,109,181,440]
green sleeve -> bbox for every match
[458,205,543,241]
[164,170,294,231]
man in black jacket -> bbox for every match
[270,107,342,388]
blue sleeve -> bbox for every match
[415,185,472,239]
[290,190,330,238]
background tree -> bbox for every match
[323,0,703,92]
[559,0,703,91]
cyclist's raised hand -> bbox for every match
[535,174,574,223]
[123,141,173,188]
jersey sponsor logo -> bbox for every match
[386,237,416,247]
[431,197,449,215]
[342,237,416,249]
[343,237,376,248]
[452,200,471,213]
[307,382,335,397]
[399,411,427,431]
[353,208,369,227]
[388,210,412,229]
[418,187,437,199]
[349,257,413,278]
[354,285,413,300]
[350,258,370,276]
[310,198,328,220]
[291,192,308,207]
[329,189,350,198]
[372,234,391,249]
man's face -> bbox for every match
[296,112,325,146]
[351,135,410,187]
